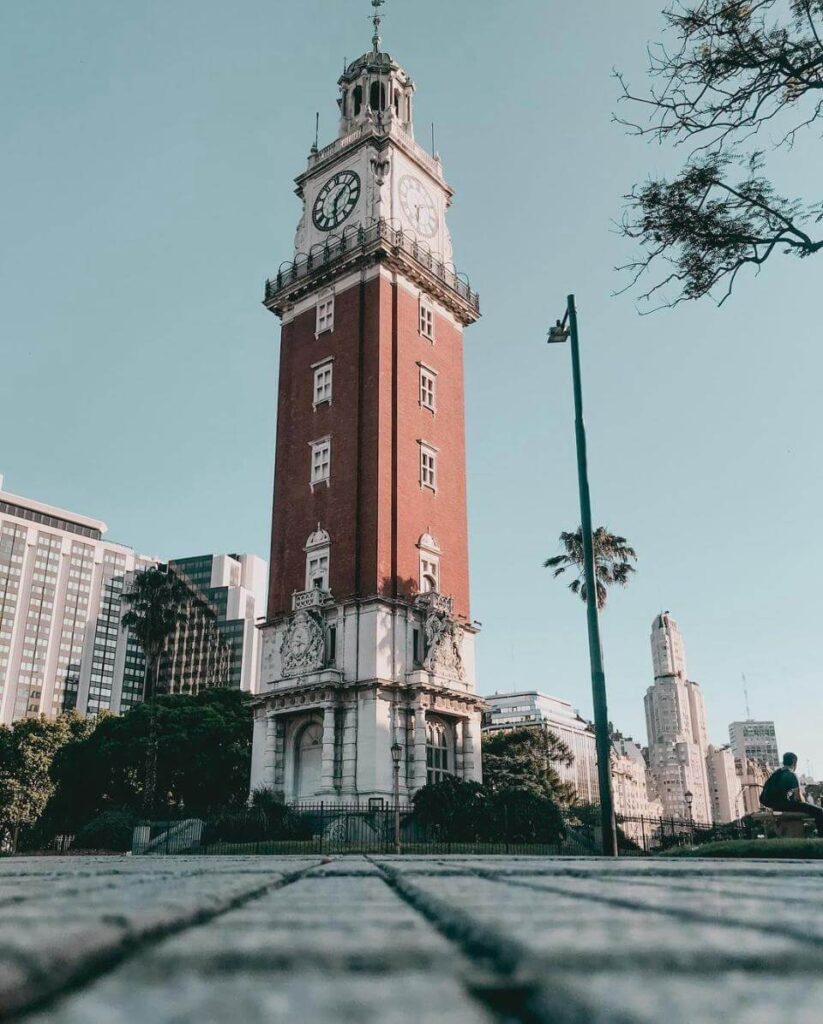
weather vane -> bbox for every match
[371,0,386,52]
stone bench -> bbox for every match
[752,809,808,839]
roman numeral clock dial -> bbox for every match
[399,174,438,238]
[312,170,361,231]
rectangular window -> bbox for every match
[327,625,337,664]
[313,362,333,406]
[316,296,335,335]
[419,443,437,491]
[310,438,331,486]
[419,299,435,341]
[412,627,422,666]
[307,553,329,590]
[419,365,437,412]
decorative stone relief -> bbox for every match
[280,609,326,677]
[417,593,464,682]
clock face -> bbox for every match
[399,174,438,238]
[312,170,361,231]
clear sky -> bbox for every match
[2,1,821,772]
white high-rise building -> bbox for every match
[0,479,267,724]
[729,720,779,770]
[644,613,713,823]
[706,744,740,823]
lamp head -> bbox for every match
[684,789,693,806]
[547,320,569,344]
[390,741,402,764]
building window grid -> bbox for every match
[313,363,333,407]
[426,721,451,785]
[310,439,331,487]
[419,299,435,341]
[316,296,335,335]
[419,444,437,491]
[419,366,437,412]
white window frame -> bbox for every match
[418,441,437,491]
[312,358,333,408]
[316,294,335,336]
[418,362,437,413]
[305,550,330,591]
[419,556,440,593]
[309,437,331,488]
[419,297,435,341]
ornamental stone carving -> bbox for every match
[280,609,326,677]
[417,592,464,681]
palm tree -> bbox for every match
[544,527,637,610]
[122,566,191,817]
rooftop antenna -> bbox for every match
[371,0,386,52]
[431,121,436,156]
[311,112,319,153]
[742,673,752,720]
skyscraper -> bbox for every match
[250,11,484,804]
[644,613,713,822]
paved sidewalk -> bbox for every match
[2,855,822,1023]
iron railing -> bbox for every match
[612,813,760,855]
[133,802,594,857]
[264,219,480,313]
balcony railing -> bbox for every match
[265,219,479,314]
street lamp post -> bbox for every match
[548,294,618,857]
[391,741,402,854]
[684,789,694,845]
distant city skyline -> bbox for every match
[1,0,820,769]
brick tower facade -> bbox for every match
[250,15,483,805]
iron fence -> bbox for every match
[613,813,759,855]
[132,802,598,857]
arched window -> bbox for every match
[426,719,451,785]
[418,532,440,594]
[353,86,362,116]
[305,527,330,592]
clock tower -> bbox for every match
[250,5,484,805]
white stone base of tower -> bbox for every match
[249,591,483,805]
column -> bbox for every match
[411,702,428,793]
[261,713,277,792]
[273,717,287,799]
[320,702,337,794]
[462,717,481,783]
[454,718,464,778]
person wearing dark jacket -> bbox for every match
[760,752,823,836]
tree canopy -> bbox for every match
[616,0,823,308]
[36,689,253,839]
[482,727,576,804]
[0,713,94,843]
[544,527,637,610]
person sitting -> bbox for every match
[760,752,823,837]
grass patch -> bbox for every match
[662,838,823,859]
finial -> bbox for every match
[371,0,386,53]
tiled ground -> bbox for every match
[2,854,822,1022]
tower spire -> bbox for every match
[371,0,386,52]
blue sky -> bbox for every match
[2,1,821,772]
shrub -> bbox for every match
[74,808,138,852]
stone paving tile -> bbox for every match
[393,873,813,967]
[27,971,497,1024]
[6,855,823,1024]
[0,857,322,1019]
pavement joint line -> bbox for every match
[479,872,823,952]
[367,856,599,1024]
[1,860,324,1024]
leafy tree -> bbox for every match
[121,565,192,815]
[482,727,575,804]
[616,0,823,308]
[40,689,253,837]
[412,776,489,841]
[544,527,637,610]
[0,713,93,849]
